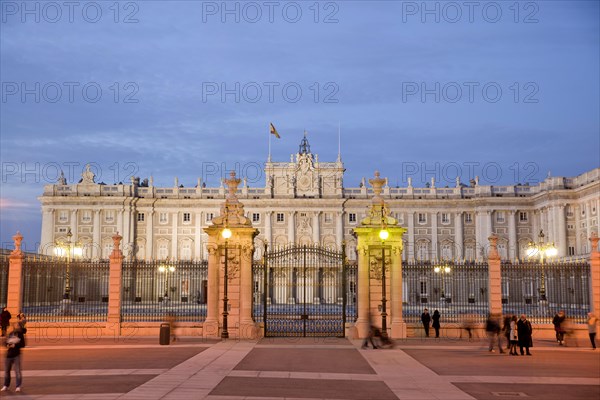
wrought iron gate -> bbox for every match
[258,244,355,337]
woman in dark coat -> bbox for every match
[432,310,441,338]
[517,314,533,355]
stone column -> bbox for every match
[107,234,123,335]
[408,212,415,261]
[7,233,24,316]
[195,212,203,261]
[431,212,438,260]
[574,205,581,254]
[40,208,54,255]
[586,202,593,245]
[336,212,344,248]
[288,211,296,244]
[93,210,101,259]
[70,210,78,242]
[454,212,463,260]
[147,210,155,261]
[508,210,517,260]
[487,235,502,315]
[475,211,484,261]
[557,205,567,257]
[589,234,600,315]
[313,211,321,244]
[238,233,257,338]
[171,212,178,260]
[355,244,370,338]
[204,243,220,337]
[265,211,272,244]
[390,243,406,338]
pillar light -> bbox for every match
[222,228,232,239]
[379,229,389,241]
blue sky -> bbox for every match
[1,0,599,250]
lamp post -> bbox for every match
[434,263,452,302]
[379,226,389,339]
[221,227,232,339]
[158,263,176,302]
[526,230,558,301]
[54,228,83,300]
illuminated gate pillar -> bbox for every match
[353,172,407,339]
[204,171,259,339]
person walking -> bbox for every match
[0,307,11,337]
[362,325,379,349]
[486,313,504,353]
[502,314,512,350]
[587,312,598,350]
[432,310,441,338]
[1,323,26,392]
[509,315,519,355]
[517,314,533,356]
[16,313,27,331]
[553,310,566,345]
[421,308,431,337]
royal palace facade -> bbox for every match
[38,136,600,262]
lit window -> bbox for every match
[418,213,427,224]
[496,212,505,223]
[464,213,472,223]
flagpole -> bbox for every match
[268,124,272,162]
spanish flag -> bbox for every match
[269,122,281,139]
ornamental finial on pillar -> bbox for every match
[11,231,23,256]
[590,231,599,254]
[369,171,386,204]
[225,171,241,202]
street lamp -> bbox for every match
[526,230,558,301]
[158,263,176,302]
[379,224,389,339]
[54,228,83,300]
[434,263,452,301]
[221,227,232,339]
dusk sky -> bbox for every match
[1,0,599,250]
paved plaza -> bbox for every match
[1,334,598,399]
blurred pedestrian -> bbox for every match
[502,314,512,350]
[362,325,378,349]
[0,307,11,337]
[421,308,431,337]
[16,313,27,331]
[432,310,441,338]
[460,314,475,341]
[552,310,566,345]
[509,315,519,355]
[517,314,533,356]
[1,323,26,392]
[587,312,597,350]
[486,313,504,353]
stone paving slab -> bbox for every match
[453,383,600,400]
[402,348,600,378]
[234,348,375,374]
[0,375,155,396]
[209,376,398,400]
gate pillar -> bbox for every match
[204,172,258,339]
[352,172,407,339]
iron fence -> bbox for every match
[501,260,590,324]
[402,260,489,324]
[0,254,8,308]
[22,257,109,322]
[121,260,208,322]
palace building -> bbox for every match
[38,136,600,262]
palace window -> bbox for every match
[104,210,114,223]
[418,213,427,224]
[568,246,575,256]
[137,213,145,222]
[82,211,92,223]
[348,213,357,223]
[183,213,191,223]
[276,213,285,222]
[496,212,505,223]
[519,212,528,222]
[59,210,68,223]
[566,206,574,217]
[324,213,333,223]
[206,213,214,222]
[464,213,472,223]
[159,213,168,224]
[441,213,450,224]
[252,213,260,223]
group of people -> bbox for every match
[419,307,598,352]
[1,307,27,393]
